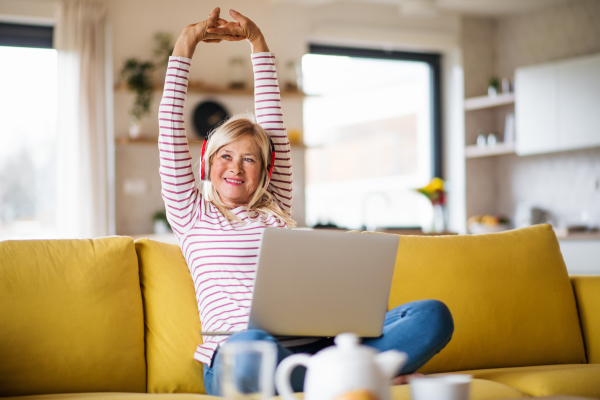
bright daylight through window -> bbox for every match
[302,52,437,230]
[0,46,58,239]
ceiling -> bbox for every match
[271,0,569,16]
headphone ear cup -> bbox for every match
[200,140,208,181]
[263,150,276,188]
[268,150,276,179]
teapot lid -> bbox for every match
[316,333,376,361]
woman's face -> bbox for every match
[210,134,263,209]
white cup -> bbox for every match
[410,374,472,400]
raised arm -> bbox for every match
[252,52,292,212]
[159,8,241,237]
[158,56,197,238]
[209,10,293,213]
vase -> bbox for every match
[433,204,446,233]
[154,220,171,234]
[129,117,142,140]
[228,57,246,89]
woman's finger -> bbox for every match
[228,9,247,23]
[202,39,222,43]
[220,35,246,42]
[208,7,220,24]
[207,27,235,35]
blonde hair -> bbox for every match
[201,113,296,228]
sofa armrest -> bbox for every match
[570,275,600,364]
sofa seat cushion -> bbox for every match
[450,364,600,398]
[135,239,205,393]
[1,382,525,400]
[386,224,587,373]
[389,378,527,400]
[0,238,146,397]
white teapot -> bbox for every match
[275,333,407,400]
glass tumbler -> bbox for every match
[220,340,277,400]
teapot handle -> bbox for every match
[275,354,311,400]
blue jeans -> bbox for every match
[203,299,454,396]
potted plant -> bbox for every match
[121,59,154,139]
[488,76,499,97]
[120,32,174,140]
[152,210,172,234]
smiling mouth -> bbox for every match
[224,178,244,185]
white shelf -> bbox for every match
[114,81,308,98]
[115,136,306,148]
[465,93,515,111]
[465,142,516,158]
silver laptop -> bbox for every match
[247,229,399,338]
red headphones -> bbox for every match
[200,134,276,187]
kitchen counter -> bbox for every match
[553,227,600,241]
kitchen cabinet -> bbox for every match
[514,63,559,155]
[558,54,600,151]
[515,52,600,156]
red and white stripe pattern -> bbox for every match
[158,53,292,365]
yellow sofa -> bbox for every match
[1,224,599,399]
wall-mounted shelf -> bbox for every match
[114,81,308,98]
[115,137,204,146]
[464,93,514,111]
[465,142,516,158]
[115,136,306,148]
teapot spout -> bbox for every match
[375,350,408,380]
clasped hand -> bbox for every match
[173,7,268,58]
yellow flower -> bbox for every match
[417,177,444,195]
[424,177,444,193]
[415,177,446,205]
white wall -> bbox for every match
[493,0,600,228]
[461,0,600,231]
[108,0,463,234]
[1,0,465,235]
[0,0,56,24]
[108,0,460,140]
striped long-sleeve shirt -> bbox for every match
[158,53,292,365]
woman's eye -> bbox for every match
[245,158,255,163]
[221,154,231,160]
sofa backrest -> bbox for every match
[133,224,588,394]
[135,238,205,394]
[386,224,587,373]
[570,275,600,364]
[0,237,146,396]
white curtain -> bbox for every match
[55,0,109,238]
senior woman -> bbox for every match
[159,8,454,395]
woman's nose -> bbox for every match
[229,160,243,174]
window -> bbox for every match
[0,23,57,239]
[303,45,441,230]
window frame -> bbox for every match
[0,22,54,49]
[308,44,443,179]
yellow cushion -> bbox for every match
[386,224,586,373]
[571,275,600,364]
[135,238,205,393]
[452,364,600,398]
[389,378,527,400]
[0,237,146,397]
